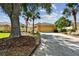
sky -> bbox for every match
[0,3,79,25]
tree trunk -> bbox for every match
[26,18,28,32]
[73,14,77,31]
[10,4,21,37]
[10,14,21,37]
[32,18,34,34]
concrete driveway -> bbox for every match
[33,33,79,56]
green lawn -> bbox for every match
[0,33,10,38]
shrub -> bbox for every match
[0,31,3,33]
[54,29,58,32]
[0,30,10,33]
[61,29,67,32]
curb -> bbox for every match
[29,33,41,56]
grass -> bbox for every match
[0,33,10,38]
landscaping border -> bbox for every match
[29,33,41,56]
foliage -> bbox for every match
[0,4,21,37]
[0,3,52,36]
[0,31,10,33]
[63,3,79,17]
[55,16,71,32]
[21,3,52,22]
[63,3,79,30]
[22,3,52,34]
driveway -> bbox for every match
[33,33,79,56]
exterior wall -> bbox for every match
[27,27,32,32]
[0,24,55,33]
[20,26,26,32]
[0,25,11,32]
[37,24,55,32]
[20,26,33,32]
[77,27,79,31]
[77,24,79,30]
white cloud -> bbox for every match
[41,14,52,18]
[40,9,46,12]
[41,12,58,19]
[0,16,10,23]
[39,11,65,24]
[40,9,45,12]
[40,13,58,23]
[60,10,63,14]
[52,4,57,9]
[52,12,58,16]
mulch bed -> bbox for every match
[0,36,36,56]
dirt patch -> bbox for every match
[0,36,36,56]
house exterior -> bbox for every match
[35,23,56,32]
[0,22,56,33]
[0,22,26,32]
[77,22,79,30]
[20,23,26,32]
[0,22,11,32]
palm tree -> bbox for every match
[63,3,79,31]
[22,11,32,32]
[31,4,52,34]
[32,12,40,34]
[0,3,52,37]
[1,4,21,37]
[22,3,52,34]
[22,4,32,32]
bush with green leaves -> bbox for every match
[55,16,71,32]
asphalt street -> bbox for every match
[33,33,79,56]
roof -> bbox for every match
[35,22,54,25]
[0,22,11,25]
[0,22,26,26]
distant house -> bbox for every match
[0,22,56,33]
[0,22,26,32]
[0,22,11,32]
[20,23,26,32]
[35,23,56,32]
[77,22,79,30]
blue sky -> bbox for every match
[0,3,79,24]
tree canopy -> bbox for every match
[55,16,71,32]
[63,3,79,31]
[0,3,52,36]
